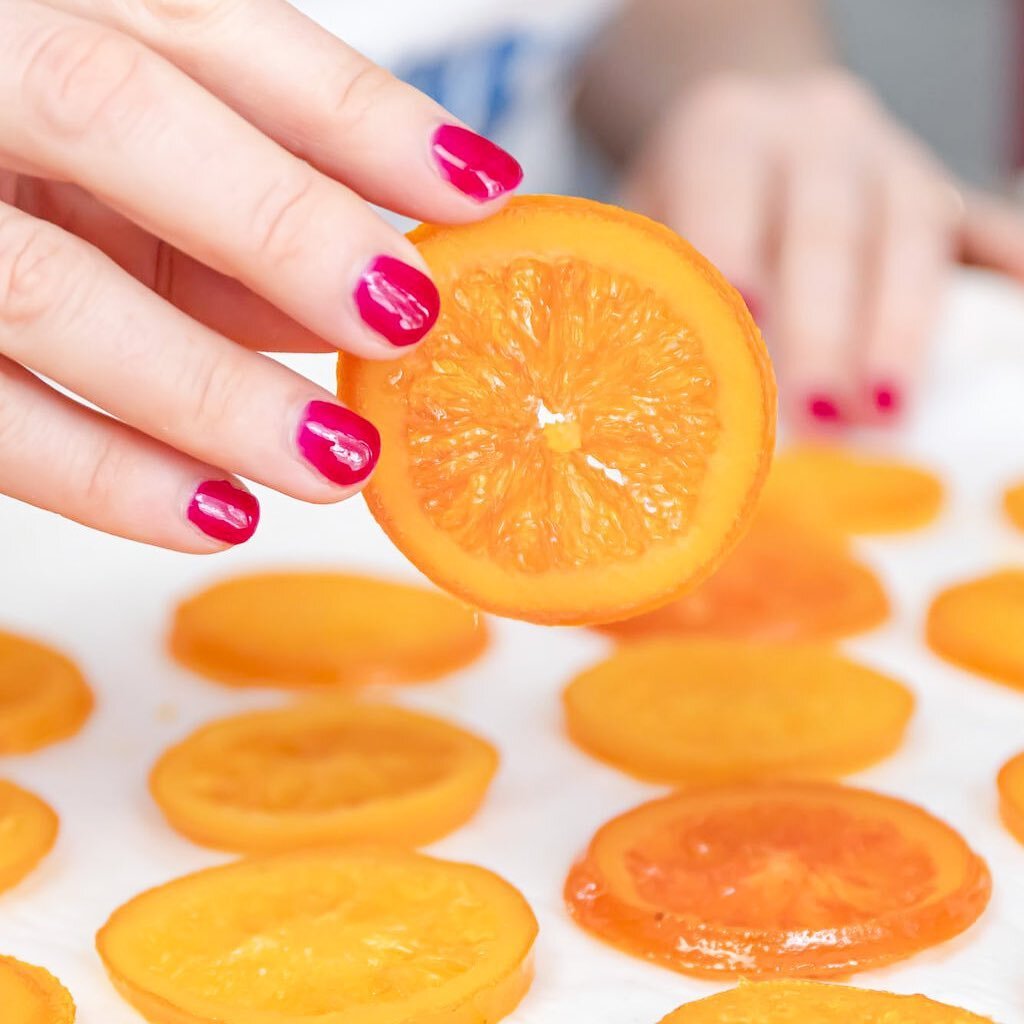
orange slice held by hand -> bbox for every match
[927,570,1024,688]
[0,630,92,754]
[564,642,913,783]
[150,702,498,851]
[0,779,58,894]
[98,848,537,1024]
[565,782,990,979]
[169,572,487,687]
[658,979,997,1023]
[0,955,76,1024]
[767,446,943,535]
[339,195,776,625]
[597,507,889,642]
[997,750,1024,847]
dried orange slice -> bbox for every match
[150,702,498,851]
[596,508,888,642]
[926,570,1024,688]
[0,779,58,894]
[169,571,487,687]
[564,641,913,783]
[565,781,990,978]
[658,979,995,1022]
[0,630,92,753]
[0,955,76,1024]
[767,446,943,534]
[97,847,537,1024]
[339,195,775,625]
[997,750,1024,847]
[1004,482,1024,531]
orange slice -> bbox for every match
[169,571,487,687]
[926,570,1024,688]
[0,630,92,754]
[565,781,990,978]
[1005,482,1024,531]
[563,641,913,783]
[596,508,888,642]
[150,702,498,851]
[997,750,1024,847]
[339,195,776,625]
[0,779,58,894]
[97,847,537,1024]
[767,446,943,534]
[0,955,76,1024]
[658,979,996,1022]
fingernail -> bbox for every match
[297,400,380,487]
[736,287,762,322]
[807,394,843,422]
[188,480,259,545]
[431,124,523,202]
[873,382,902,415]
[355,255,440,348]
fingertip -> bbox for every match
[186,478,260,548]
[295,399,380,493]
[429,123,524,207]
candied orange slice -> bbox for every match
[0,955,76,1024]
[597,508,888,642]
[339,195,775,625]
[563,641,913,783]
[97,847,537,1024]
[565,781,990,978]
[150,702,498,851]
[1004,482,1024,531]
[997,750,1024,847]
[658,979,995,1022]
[0,779,58,894]
[926,570,1024,688]
[767,446,943,534]
[0,630,92,753]
[169,571,487,687]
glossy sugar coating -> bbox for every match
[0,955,76,1024]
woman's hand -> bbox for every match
[624,68,1024,430]
[0,0,522,550]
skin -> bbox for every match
[577,0,1024,429]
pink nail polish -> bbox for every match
[873,383,902,415]
[188,480,259,545]
[807,395,843,422]
[431,124,524,202]
[297,400,380,487]
[355,255,440,348]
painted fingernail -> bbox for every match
[297,400,380,487]
[188,480,259,545]
[431,124,523,202]
[356,255,440,348]
[807,394,843,422]
[873,383,902,415]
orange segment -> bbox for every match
[169,572,487,687]
[0,955,76,1024]
[767,446,943,534]
[565,782,990,978]
[0,630,92,754]
[97,847,537,1024]
[658,979,996,1022]
[596,508,888,642]
[150,702,498,851]
[926,570,1024,688]
[997,750,1024,847]
[339,195,776,625]
[564,641,913,783]
[0,780,58,894]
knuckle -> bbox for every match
[136,0,234,23]
[328,61,398,132]
[22,24,149,140]
[178,349,249,432]
[683,73,759,128]
[80,435,128,509]
[0,214,72,329]
[247,168,320,269]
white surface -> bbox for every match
[2,270,1024,1021]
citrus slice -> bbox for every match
[997,750,1024,847]
[596,508,888,642]
[150,702,498,851]
[0,630,92,754]
[658,979,996,1023]
[1004,482,1024,531]
[563,641,913,783]
[0,955,76,1024]
[339,195,776,625]
[767,446,943,534]
[169,572,487,687]
[926,570,1024,688]
[0,780,58,894]
[97,847,537,1024]
[565,781,990,978]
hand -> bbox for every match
[0,0,522,550]
[623,68,1024,430]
